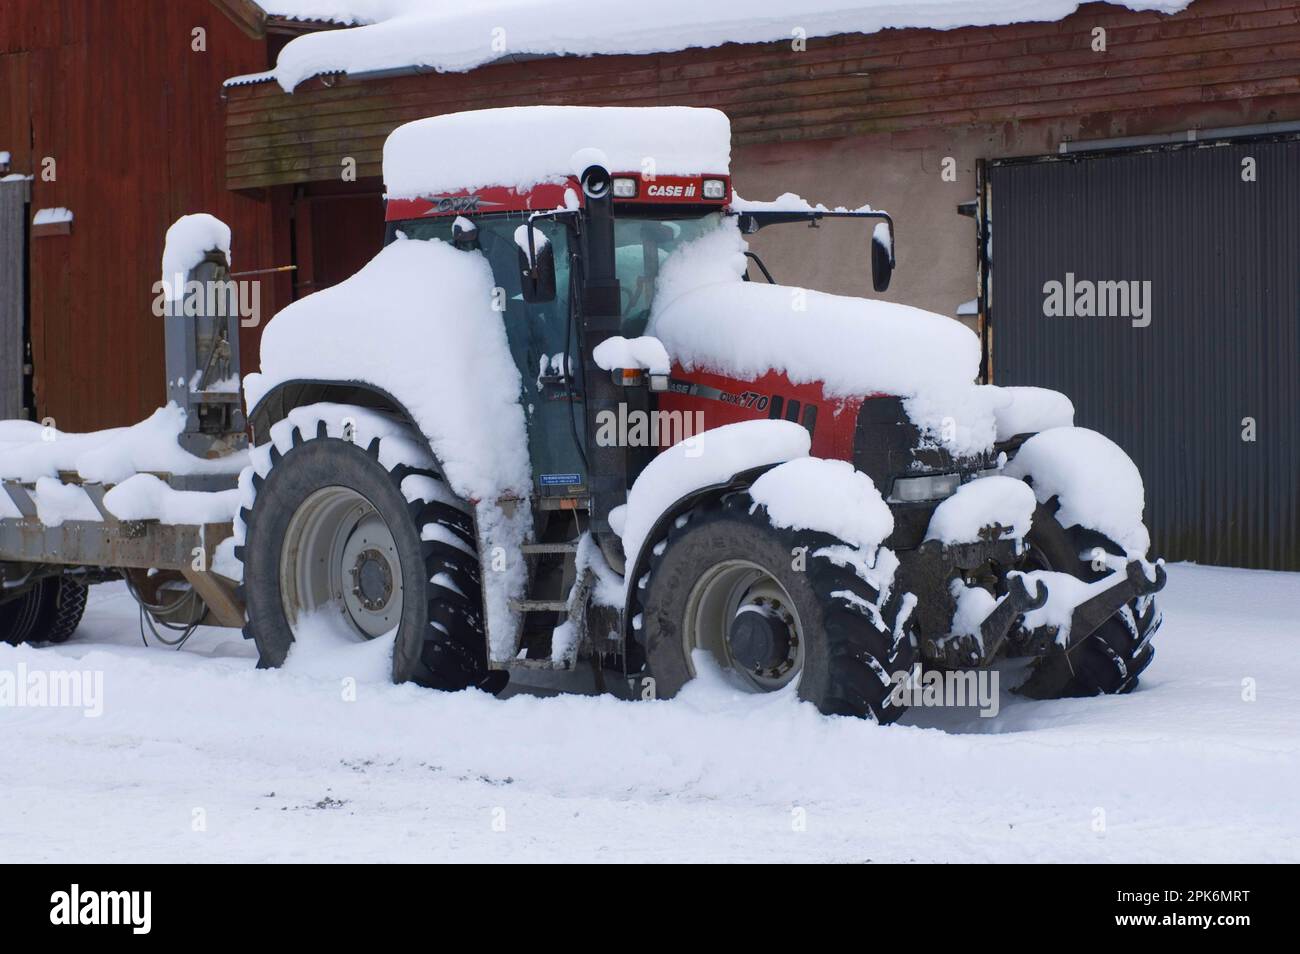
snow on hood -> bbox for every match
[383,106,730,199]
[646,218,997,455]
[246,237,531,501]
[254,1,1193,92]
[648,220,979,397]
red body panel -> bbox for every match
[656,365,866,463]
[384,174,730,220]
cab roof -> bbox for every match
[382,106,732,200]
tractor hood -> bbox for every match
[645,219,1000,456]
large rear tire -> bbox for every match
[0,575,88,646]
[1016,503,1160,699]
[636,494,915,723]
[238,409,503,693]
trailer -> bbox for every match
[0,106,1164,721]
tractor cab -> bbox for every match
[382,156,898,538]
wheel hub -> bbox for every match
[727,597,798,675]
[683,560,806,692]
[280,487,405,641]
[350,548,394,611]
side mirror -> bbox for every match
[871,222,894,293]
[515,223,557,303]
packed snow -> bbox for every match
[1013,569,1114,645]
[102,474,241,525]
[748,457,892,552]
[592,336,671,375]
[31,207,73,226]
[2,561,1294,862]
[925,475,1037,545]
[251,1,1193,92]
[730,191,878,215]
[0,404,246,486]
[31,477,101,526]
[160,214,232,301]
[383,107,730,198]
[1003,427,1150,557]
[947,582,999,640]
[247,237,531,502]
[986,385,1075,441]
[618,419,810,569]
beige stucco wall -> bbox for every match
[731,133,982,331]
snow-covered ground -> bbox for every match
[1,562,1296,862]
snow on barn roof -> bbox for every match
[233,1,1192,92]
[383,106,731,198]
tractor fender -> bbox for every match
[619,462,779,646]
[247,378,429,452]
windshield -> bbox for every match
[613,212,722,336]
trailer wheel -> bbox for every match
[0,576,88,646]
[1016,503,1160,699]
[636,494,915,723]
[239,412,502,693]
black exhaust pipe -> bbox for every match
[579,164,626,536]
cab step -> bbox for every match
[521,541,579,555]
[509,598,569,613]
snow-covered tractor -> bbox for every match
[1,106,1164,723]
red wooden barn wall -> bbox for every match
[0,0,290,433]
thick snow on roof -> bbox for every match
[256,1,395,25]
[257,1,1191,92]
[383,106,730,198]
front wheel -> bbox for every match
[636,494,915,722]
[1016,503,1160,698]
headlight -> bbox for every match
[702,178,727,199]
[888,473,961,503]
[612,177,638,198]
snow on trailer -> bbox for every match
[0,219,251,644]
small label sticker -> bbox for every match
[539,473,582,487]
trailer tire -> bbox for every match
[0,576,88,646]
[239,412,504,694]
[1016,504,1160,699]
[636,493,915,723]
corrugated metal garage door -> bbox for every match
[988,137,1299,570]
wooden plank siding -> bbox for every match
[224,0,1300,190]
[0,0,291,431]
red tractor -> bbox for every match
[230,107,1163,722]
[1,106,1161,724]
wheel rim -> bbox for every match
[280,486,404,640]
[683,559,805,691]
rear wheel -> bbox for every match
[0,575,88,646]
[238,409,504,693]
[1016,503,1159,698]
[637,494,915,722]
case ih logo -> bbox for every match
[645,182,697,198]
[423,194,502,214]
